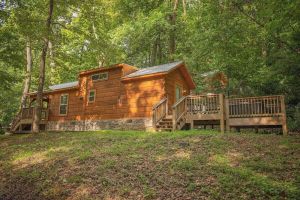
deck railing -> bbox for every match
[154,94,287,134]
[172,96,188,130]
[21,107,49,120]
[228,95,283,118]
[187,94,220,114]
[152,98,168,126]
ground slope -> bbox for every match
[0,131,299,200]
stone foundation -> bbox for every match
[46,118,153,132]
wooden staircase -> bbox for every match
[10,111,22,132]
[152,97,187,132]
[155,115,173,131]
[9,107,49,133]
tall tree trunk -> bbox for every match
[169,0,178,61]
[182,0,186,17]
[32,0,54,133]
[20,38,32,109]
[151,37,158,65]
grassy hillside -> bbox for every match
[0,131,299,200]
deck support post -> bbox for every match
[190,120,194,130]
[219,94,225,133]
[225,98,230,132]
[280,95,288,135]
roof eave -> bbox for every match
[121,72,167,81]
[28,86,79,96]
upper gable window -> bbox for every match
[91,72,108,81]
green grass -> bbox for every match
[0,130,299,199]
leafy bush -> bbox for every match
[287,104,300,132]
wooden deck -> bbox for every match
[153,94,288,134]
[10,107,49,132]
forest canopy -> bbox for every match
[0,0,299,130]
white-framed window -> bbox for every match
[59,94,68,115]
[91,72,108,81]
[88,90,96,102]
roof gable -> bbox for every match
[122,61,196,89]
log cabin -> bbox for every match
[11,61,288,134]
[13,61,195,131]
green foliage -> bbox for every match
[0,0,299,130]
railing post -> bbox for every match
[166,98,168,117]
[280,95,288,135]
[152,107,156,127]
[172,107,176,131]
[225,98,230,132]
[219,94,225,133]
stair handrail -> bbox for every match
[152,97,168,126]
[172,96,188,131]
[10,110,22,132]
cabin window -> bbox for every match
[91,72,108,81]
[175,85,182,101]
[59,94,68,115]
[88,90,96,102]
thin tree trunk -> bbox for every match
[158,32,162,64]
[32,0,54,133]
[151,37,158,65]
[182,0,186,17]
[169,0,178,61]
[20,38,32,109]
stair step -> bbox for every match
[159,121,172,125]
[157,126,172,129]
[161,119,172,122]
[156,128,172,132]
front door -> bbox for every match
[175,85,182,101]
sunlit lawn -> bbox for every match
[0,130,299,200]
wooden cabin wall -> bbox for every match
[46,66,192,122]
[122,76,165,118]
[48,89,83,121]
[47,67,164,122]
[82,67,124,120]
[165,68,190,111]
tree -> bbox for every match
[32,0,54,133]
[20,38,32,109]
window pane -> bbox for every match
[60,95,68,105]
[60,105,67,115]
[92,74,100,81]
[91,72,108,81]
[89,91,95,102]
[89,96,94,102]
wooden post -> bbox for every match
[280,95,288,135]
[172,107,176,131]
[225,98,230,132]
[190,120,194,130]
[166,98,168,117]
[219,94,225,133]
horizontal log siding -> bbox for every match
[123,76,165,118]
[165,68,190,112]
[47,67,166,121]
[48,90,83,121]
[84,67,123,119]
